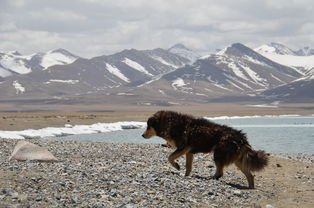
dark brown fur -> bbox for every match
[142,111,269,189]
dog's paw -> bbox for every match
[184,172,191,177]
[173,162,180,170]
[212,174,222,180]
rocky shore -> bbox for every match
[1,139,313,208]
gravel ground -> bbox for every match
[1,139,313,208]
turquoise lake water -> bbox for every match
[51,115,314,154]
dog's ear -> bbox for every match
[147,116,157,128]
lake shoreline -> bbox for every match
[1,139,313,208]
[1,103,314,131]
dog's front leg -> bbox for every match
[168,147,191,171]
[185,152,193,176]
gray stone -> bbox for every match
[9,141,58,162]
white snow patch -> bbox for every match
[228,62,249,80]
[151,56,179,68]
[247,104,278,108]
[41,51,76,69]
[243,55,269,67]
[226,80,244,91]
[0,121,146,140]
[158,89,166,96]
[172,78,186,90]
[240,65,267,86]
[255,49,314,75]
[206,114,300,120]
[45,79,79,84]
[117,93,134,96]
[106,63,130,83]
[0,54,31,74]
[270,74,286,84]
[216,47,228,55]
[122,58,153,76]
[12,80,25,94]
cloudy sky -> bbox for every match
[0,0,313,57]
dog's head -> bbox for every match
[142,116,158,139]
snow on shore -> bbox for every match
[1,115,310,140]
[0,121,146,140]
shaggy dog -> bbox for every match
[142,111,269,189]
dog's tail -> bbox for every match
[241,145,269,172]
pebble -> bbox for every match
[1,139,312,208]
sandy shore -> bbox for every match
[1,102,314,131]
[0,139,313,208]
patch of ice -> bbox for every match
[0,121,146,140]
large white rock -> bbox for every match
[9,141,59,162]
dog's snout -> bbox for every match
[142,134,145,138]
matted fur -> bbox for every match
[142,111,269,189]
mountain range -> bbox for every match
[0,42,313,108]
[0,49,79,80]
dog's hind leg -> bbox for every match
[185,152,193,176]
[168,147,191,171]
[235,160,255,189]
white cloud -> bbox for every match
[0,22,17,31]
[0,0,313,57]
[29,8,87,22]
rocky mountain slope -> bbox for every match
[132,43,301,104]
[0,48,189,99]
[1,42,313,106]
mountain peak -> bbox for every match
[255,42,296,55]
[49,48,79,59]
[217,43,254,57]
[168,43,200,63]
[8,51,22,56]
[168,43,191,51]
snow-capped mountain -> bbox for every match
[168,44,201,63]
[255,43,314,76]
[255,42,296,55]
[134,43,301,103]
[0,49,79,78]
[0,48,189,99]
[1,42,313,107]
